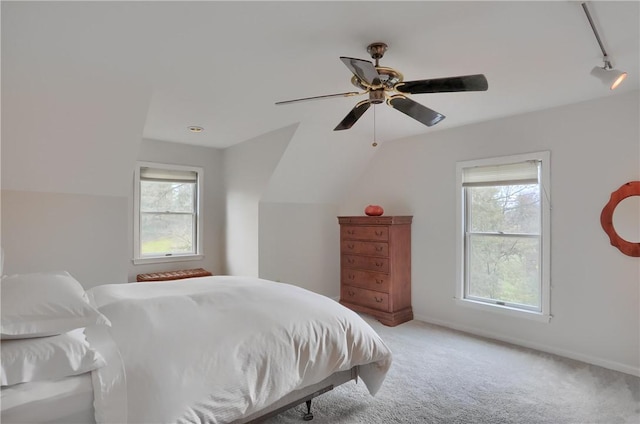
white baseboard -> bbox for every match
[413,313,640,377]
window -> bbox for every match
[456,152,550,322]
[133,162,203,264]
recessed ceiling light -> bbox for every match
[188,126,204,133]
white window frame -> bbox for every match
[455,151,551,322]
[133,161,203,265]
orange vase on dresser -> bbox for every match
[338,216,413,326]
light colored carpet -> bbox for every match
[263,315,640,424]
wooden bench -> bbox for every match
[136,268,212,282]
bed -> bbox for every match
[1,271,392,423]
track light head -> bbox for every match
[590,65,628,90]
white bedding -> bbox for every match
[85,276,392,424]
[0,373,95,424]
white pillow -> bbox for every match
[1,328,106,386]
[1,271,111,339]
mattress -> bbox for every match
[0,372,95,424]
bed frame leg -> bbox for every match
[303,399,313,421]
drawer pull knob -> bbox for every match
[347,230,354,235]
[348,290,355,296]
[348,274,355,280]
[347,244,354,249]
[375,230,383,236]
[375,246,383,252]
[376,279,383,284]
[375,261,383,267]
[374,296,384,303]
[347,258,355,264]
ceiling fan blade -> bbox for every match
[334,100,371,131]
[387,95,445,127]
[340,57,381,86]
[395,74,488,94]
[275,91,362,105]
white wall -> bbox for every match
[223,125,296,276]
[1,65,151,286]
[253,121,378,295]
[1,190,128,288]
[0,137,226,286]
[339,90,640,375]
[221,120,357,295]
[130,138,226,281]
[259,202,340,297]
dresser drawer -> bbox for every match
[341,226,389,242]
[340,240,388,257]
[341,286,389,311]
[342,255,389,273]
[341,269,390,292]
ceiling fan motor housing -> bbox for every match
[351,68,404,91]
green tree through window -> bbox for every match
[466,184,540,308]
[140,180,196,255]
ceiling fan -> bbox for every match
[276,42,488,131]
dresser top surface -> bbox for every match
[338,216,413,225]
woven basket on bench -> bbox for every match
[136,268,212,282]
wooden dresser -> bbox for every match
[338,216,413,326]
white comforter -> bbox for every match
[85,276,392,424]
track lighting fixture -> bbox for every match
[582,2,627,90]
[590,64,627,90]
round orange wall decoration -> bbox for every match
[600,181,640,257]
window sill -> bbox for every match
[455,298,551,323]
[133,254,203,265]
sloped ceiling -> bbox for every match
[2,1,639,201]
[1,57,151,196]
[261,120,380,203]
